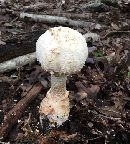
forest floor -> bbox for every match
[0,0,130,143]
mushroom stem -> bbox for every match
[39,73,70,127]
[50,73,67,95]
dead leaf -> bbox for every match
[0,40,6,45]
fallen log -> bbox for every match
[0,83,43,140]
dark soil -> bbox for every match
[0,0,130,143]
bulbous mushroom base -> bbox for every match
[39,89,70,127]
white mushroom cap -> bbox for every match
[36,26,88,74]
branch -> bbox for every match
[0,83,43,140]
[80,2,109,12]
[20,12,104,29]
[47,11,92,20]
[0,52,36,73]
[101,31,130,39]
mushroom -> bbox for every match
[36,26,88,127]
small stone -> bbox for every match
[95,24,102,30]
[88,122,93,128]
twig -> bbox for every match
[20,12,104,29]
[77,1,109,12]
[81,2,107,9]
[48,11,93,20]
[101,0,120,7]
[21,113,32,137]
[102,31,130,39]
[0,83,43,140]
[0,52,36,73]
[0,142,10,144]
[97,113,121,121]
[90,105,121,121]
[23,2,53,11]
